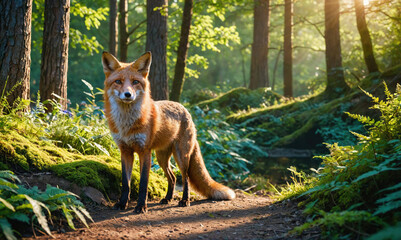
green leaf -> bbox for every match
[78,206,94,223]
[379,182,401,193]
[8,212,30,224]
[0,197,15,212]
[374,200,401,215]
[61,203,75,230]
[71,205,89,228]
[376,189,401,204]
[0,218,16,240]
[0,171,20,183]
[81,80,93,91]
[24,195,52,236]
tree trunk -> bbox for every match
[119,0,128,62]
[146,0,168,101]
[170,0,193,102]
[40,0,70,111]
[0,0,32,109]
[249,0,270,90]
[283,0,293,98]
[324,0,348,94]
[354,0,379,73]
[109,0,118,56]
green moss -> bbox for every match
[273,118,317,148]
[197,87,281,114]
[0,125,167,200]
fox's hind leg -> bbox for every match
[156,147,176,204]
[173,143,192,207]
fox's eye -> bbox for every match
[133,80,140,85]
[115,80,122,84]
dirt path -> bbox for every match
[24,191,319,240]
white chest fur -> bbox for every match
[108,92,147,148]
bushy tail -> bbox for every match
[187,143,235,200]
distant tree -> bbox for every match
[0,0,32,109]
[324,0,348,94]
[146,0,168,100]
[283,0,293,97]
[354,0,379,73]
[119,0,128,62]
[249,0,270,90]
[170,0,193,102]
[117,1,147,62]
[40,0,70,111]
[109,0,118,56]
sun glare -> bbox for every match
[364,0,370,5]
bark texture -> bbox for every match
[0,0,32,108]
[146,0,168,100]
[119,0,128,62]
[40,0,70,110]
[249,0,270,90]
[283,0,293,97]
[354,0,379,73]
[324,0,348,94]
[109,0,118,56]
[170,0,193,102]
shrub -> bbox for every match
[281,83,401,238]
[0,170,93,240]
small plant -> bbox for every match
[191,106,268,182]
[28,80,118,157]
[0,170,93,240]
[280,83,401,238]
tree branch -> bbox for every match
[127,19,146,37]
[295,17,325,38]
[127,33,146,46]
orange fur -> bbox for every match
[102,52,235,213]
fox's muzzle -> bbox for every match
[119,90,136,102]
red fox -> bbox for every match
[102,52,235,213]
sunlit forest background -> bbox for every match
[0,0,401,239]
[28,0,400,103]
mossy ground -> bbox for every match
[0,125,167,201]
[197,87,282,114]
[225,66,401,149]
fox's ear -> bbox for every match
[132,52,152,78]
[102,52,121,75]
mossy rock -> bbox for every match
[197,87,282,113]
[0,127,167,200]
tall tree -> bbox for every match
[249,0,270,90]
[283,0,293,97]
[324,0,348,94]
[40,0,70,110]
[146,0,168,100]
[170,0,193,102]
[354,0,379,73]
[109,0,118,56]
[0,0,32,108]
[119,0,128,62]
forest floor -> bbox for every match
[22,190,320,240]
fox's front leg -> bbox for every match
[134,150,151,213]
[114,146,134,210]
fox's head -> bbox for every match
[102,52,152,104]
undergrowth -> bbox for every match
[0,80,167,200]
[277,83,401,239]
[0,170,93,240]
[191,106,268,182]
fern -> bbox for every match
[0,171,93,240]
[282,83,401,238]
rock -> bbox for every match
[82,186,107,205]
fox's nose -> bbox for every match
[124,92,132,98]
